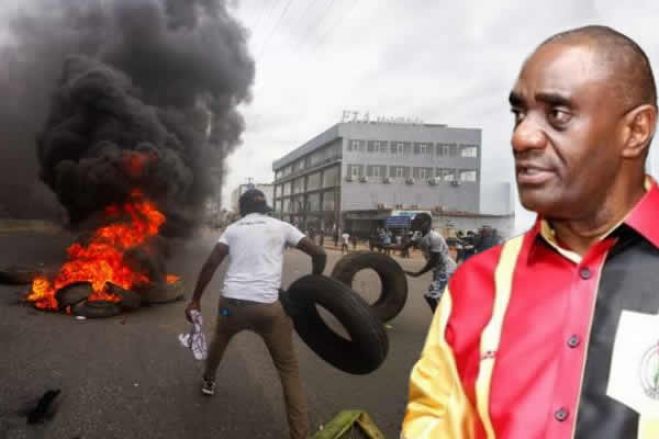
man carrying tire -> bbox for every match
[400,212,456,312]
[185,189,326,439]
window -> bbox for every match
[437,142,457,156]
[414,143,430,155]
[391,142,404,155]
[460,170,477,182]
[282,182,291,196]
[323,166,339,187]
[443,169,456,181]
[418,168,427,179]
[367,140,381,153]
[349,139,364,152]
[351,165,360,178]
[293,177,304,194]
[460,145,478,157]
[322,190,335,211]
[367,165,381,178]
[395,167,404,178]
[307,172,321,191]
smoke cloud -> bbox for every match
[0,0,254,231]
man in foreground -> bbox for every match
[402,25,659,438]
[185,189,326,439]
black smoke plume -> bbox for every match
[0,0,253,231]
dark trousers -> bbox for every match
[204,299,309,439]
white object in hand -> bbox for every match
[178,309,208,361]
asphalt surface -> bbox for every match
[0,227,436,439]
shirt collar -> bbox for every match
[528,176,659,263]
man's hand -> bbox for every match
[185,300,200,322]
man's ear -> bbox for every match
[621,104,657,159]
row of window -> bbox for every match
[346,164,478,182]
[347,139,478,158]
[275,142,341,180]
[274,190,337,214]
[276,167,341,197]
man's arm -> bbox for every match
[405,251,442,277]
[296,237,327,275]
[402,289,470,438]
[185,242,229,321]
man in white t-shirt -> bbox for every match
[341,231,350,253]
[185,189,326,439]
[400,213,456,312]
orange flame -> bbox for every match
[27,190,172,310]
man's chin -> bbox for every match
[519,191,562,216]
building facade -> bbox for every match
[272,121,483,235]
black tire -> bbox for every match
[107,284,142,310]
[330,251,408,322]
[0,266,41,285]
[139,280,185,305]
[72,300,122,318]
[55,282,92,309]
[285,275,388,375]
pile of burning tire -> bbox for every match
[282,252,408,375]
[0,265,184,318]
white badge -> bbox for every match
[606,310,659,418]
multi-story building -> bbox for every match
[272,120,484,235]
[230,181,274,213]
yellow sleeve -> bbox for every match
[401,289,476,439]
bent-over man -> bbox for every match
[186,189,326,439]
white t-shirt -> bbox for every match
[342,232,350,244]
[218,214,305,303]
[416,229,457,274]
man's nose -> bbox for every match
[511,115,547,153]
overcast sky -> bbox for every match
[224,0,659,233]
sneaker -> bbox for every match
[201,378,216,396]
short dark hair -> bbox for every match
[411,212,432,230]
[238,189,271,216]
[541,25,657,109]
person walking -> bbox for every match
[185,189,326,439]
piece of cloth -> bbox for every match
[402,178,659,439]
[205,299,309,439]
[218,213,304,303]
[178,309,208,361]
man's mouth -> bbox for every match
[516,165,555,185]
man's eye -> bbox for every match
[510,108,525,124]
[548,108,572,125]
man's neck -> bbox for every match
[549,184,645,256]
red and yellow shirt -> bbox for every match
[402,179,659,438]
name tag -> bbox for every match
[607,310,659,418]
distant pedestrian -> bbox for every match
[351,234,358,250]
[341,231,350,253]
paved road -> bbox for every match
[0,228,436,438]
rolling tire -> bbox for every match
[285,275,388,375]
[72,300,121,318]
[330,251,408,322]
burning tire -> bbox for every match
[140,279,184,304]
[330,251,408,322]
[0,266,41,285]
[284,275,388,375]
[72,300,122,318]
[55,282,92,309]
[108,284,142,310]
